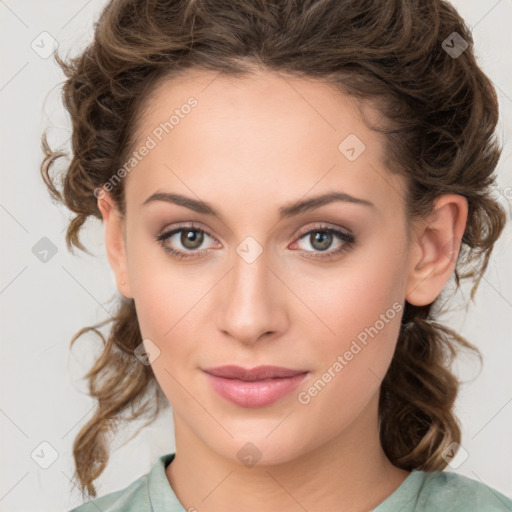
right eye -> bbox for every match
[155,224,220,259]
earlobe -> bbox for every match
[97,188,133,299]
[405,194,468,306]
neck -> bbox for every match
[166,393,409,512]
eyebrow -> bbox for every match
[141,190,374,219]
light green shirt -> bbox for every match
[70,452,512,511]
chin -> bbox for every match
[196,422,316,468]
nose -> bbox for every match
[215,247,288,346]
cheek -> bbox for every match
[130,262,204,407]
[295,252,405,349]
[293,292,403,443]
[127,227,209,338]
[293,242,406,393]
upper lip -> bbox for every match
[202,365,308,381]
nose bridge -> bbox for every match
[216,241,283,344]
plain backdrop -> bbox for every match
[1,0,511,510]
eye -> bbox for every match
[155,222,356,261]
[291,223,356,260]
[155,223,219,259]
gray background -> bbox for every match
[1,0,511,510]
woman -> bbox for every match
[41,0,511,510]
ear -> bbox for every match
[405,194,468,306]
[97,188,133,299]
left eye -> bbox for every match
[292,225,356,259]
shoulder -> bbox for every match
[375,470,512,512]
[69,475,149,512]
[68,453,180,512]
[417,471,512,511]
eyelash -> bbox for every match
[155,222,356,261]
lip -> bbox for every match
[203,365,309,408]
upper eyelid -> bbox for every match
[295,223,352,237]
[158,223,216,241]
[158,222,351,247]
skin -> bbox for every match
[98,68,468,512]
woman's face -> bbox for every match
[107,68,416,465]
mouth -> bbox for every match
[202,365,309,408]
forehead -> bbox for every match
[124,68,404,214]
[137,67,371,147]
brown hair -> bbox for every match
[41,0,506,499]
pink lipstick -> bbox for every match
[203,365,309,408]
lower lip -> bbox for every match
[205,372,308,408]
